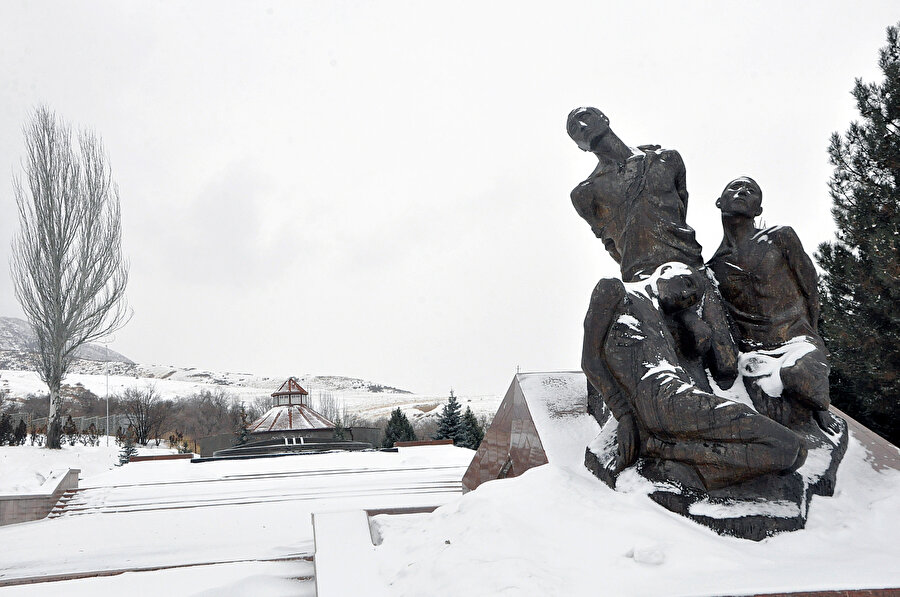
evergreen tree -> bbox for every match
[457,406,485,450]
[0,414,12,445]
[816,22,900,445]
[235,405,251,446]
[13,419,27,446]
[333,417,347,441]
[382,408,416,447]
[433,391,462,444]
[118,437,138,466]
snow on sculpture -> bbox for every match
[569,110,847,540]
[708,177,839,434]
[567,106,738,391]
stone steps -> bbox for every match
[47,488,80,519]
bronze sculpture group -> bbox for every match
[568,107,847,539]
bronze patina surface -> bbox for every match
[570,111,847,540]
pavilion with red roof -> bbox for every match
[248,377,336,434]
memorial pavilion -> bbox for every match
[248,377,336,440]
[209,377,381,457]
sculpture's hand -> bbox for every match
[795,390,830,412]
[814,409,841,434]
[711,365,738,391]
[615,413,639,473]
[680,310,712,356]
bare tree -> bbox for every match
[311,390,344,423]
[121,386,167,445]
[246,396,270,422]
[10,107,129,449]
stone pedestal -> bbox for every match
[585,401,849,541]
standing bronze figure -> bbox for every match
[708,177,838,433]
[567,106,738,390]
[570,111,847,540]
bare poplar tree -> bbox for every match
[10,107,129,449]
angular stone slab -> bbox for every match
[462,372,599,491]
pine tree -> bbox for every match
[433,391,462,444]
[0,414,12,445]
[13,419,27,446]
[118,437,138,466]
[235,405,251,446]
[457,406,485,450]
[333,417,347,441]
[382,408,416,447]
[816,22,900,445]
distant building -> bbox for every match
[248,377,335,441]
[205,377,381,458]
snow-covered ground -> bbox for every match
[0,440,175,494]
[0,560,316,597]
[0,444,474,596]
[8,370,895,596]
[372,431,900,596]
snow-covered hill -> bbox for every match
[0,317,133,363]
[0,357,414,397]
[0,314,503,424]
[0,365,502,425]
[0,360,502,428]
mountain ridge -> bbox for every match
[0,316,133,363]
[0,316,412,396]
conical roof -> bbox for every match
[248,377,333,433]
[248,403,335,433]
[272,377,308,397]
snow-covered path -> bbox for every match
[0,446,474,594]
[59,464,465,516]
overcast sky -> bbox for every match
[0,2,896,395]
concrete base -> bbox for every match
[0,468,80,526]
[312,510,389,597]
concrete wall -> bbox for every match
[197,433,238,457]
[348,426,381,446]
[199,426,384,456]
[0,468,80,526]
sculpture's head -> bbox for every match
[716,177,763,218]
[655,263,705,313]
[567,107,610,152]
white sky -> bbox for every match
[0,2,896,395]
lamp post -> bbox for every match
[105,339,113,447]
[105,343,109,446]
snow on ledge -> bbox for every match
[374,395,900,596]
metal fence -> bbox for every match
[8,412,131,435]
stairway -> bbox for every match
[47,488,80,519]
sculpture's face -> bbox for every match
[657,270,703,313]
[717,177,763,217]
[590,199,614,238]
[567,107,610,151]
